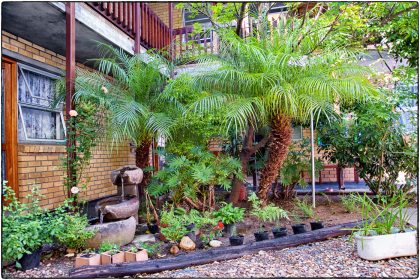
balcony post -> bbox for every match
[134,2,141,53]
[168,2,174,61]
[65,2,76,198]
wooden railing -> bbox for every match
[87,2,171,52]
[172,26,219,60]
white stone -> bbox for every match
[209,240,222,248]
[133,234,156,244]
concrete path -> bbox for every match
[403,208,418,227]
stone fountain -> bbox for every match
[86,166,143,248]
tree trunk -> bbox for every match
[135,138,152,196]
[257,114,292,202]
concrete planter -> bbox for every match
[124,249,148,263]
[355,231,417,261]
[86,216,136,248]
[100,250,125,265]
[74,253,101,268]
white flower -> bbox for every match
[71,187,80,194]
[69,110,78,117]
[101,86,108,94]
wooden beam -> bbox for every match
[70,221,361,278]
[168,2,173,61]
[134,2,141,53]
[65,2,76,197]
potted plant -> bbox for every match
[272,224,288,238]
[213,202,245,236]
[228,226,245,246]
[290,214,307,234]
[349,193,417,261]
[2,185,48,270]
[99,242,125,264]
[75,249,101,268]
[310,218,324,231]
[248,193,289,241]
[124,246,148,263]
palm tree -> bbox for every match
[62,44,175,189]
[187,21,377,203]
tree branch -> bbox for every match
[235,2,249,37]
[380,3,418,26]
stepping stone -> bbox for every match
[133,234,156,243]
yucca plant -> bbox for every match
[184,18,377,203]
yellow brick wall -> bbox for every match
[2,31,136,209]
[148,3,183,29]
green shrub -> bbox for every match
[294,197,314,218]
[340,194,359,213]
[248,193,288,232]
[213,202,245,225]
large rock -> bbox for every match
[209,240,222,248]
[179,236,195,251]
[86,216,136,249]
[133,234,156,244]
[96,196,139,221]
[111,166,143,186]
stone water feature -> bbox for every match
[86,166,143,248]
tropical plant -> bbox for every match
[148,146,243,210]
[136,242,161,257]
[276,138,323,199]
[294,196,315,219]
[159,206,189,243]
[98,242,119,254]
[185,17,376,203]
[55,44,174,190]
[248,193,289,232]
[213,202,245,225]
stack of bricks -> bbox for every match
[2,31,136,209]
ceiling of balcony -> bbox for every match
[2,2,131,68]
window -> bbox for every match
[17,64,65,142]
[292,125,302,140]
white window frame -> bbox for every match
[17,63,66,143]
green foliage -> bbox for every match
[350,192,413,237]
[136,241,161,257]
[2,184,47,263]
[294,197,315,218]
[340,194,360,213]
[318,91,418,196]
[148,146,243,205]
[279,138,323,188]
[248,193,288,231]
[213,202,245,225]
[98,242,119,253]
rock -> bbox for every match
[65,253,75,257]
[111,166,143,185]
[133,234,156,243]
[170,245,180,255]
[96,196,139,221]
[86,216,136,248]
[209,240,222,248]
[179,236,196,251]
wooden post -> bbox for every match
[168,2,174,62]
[134,3,141,53]
[66,2,76,197]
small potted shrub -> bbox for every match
[349,193,417,261]
[213,202,245,236]
[75,249,101,268]
[124,246,148,263]
[248,193,289,242]
[99,243,125,264]
[310,218,324,231]
[228,226,244,246]
[272,224,288,238]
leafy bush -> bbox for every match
[213,202,245,225]
[2,184,47,266]
[98,242,119,253]
[340,194,359,213]
[136,242,161,257]
[294,197,315,218]
[248,193,288,231]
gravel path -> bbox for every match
[137,237,418,278]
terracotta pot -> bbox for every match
[124,249,148,262]
[75,253,101,268]
[100,250,125,265]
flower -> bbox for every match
[101,86,108,94]
[69,110,78,117]
[214,220,224,230]
[71,186,80,194]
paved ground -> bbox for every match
[137,237,418,278]
[403,208,418,227]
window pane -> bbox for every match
[18,67,55,107]
[19,107,64,140]
[292,126,302,140]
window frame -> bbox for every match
[292,125,303,141]
[17,63,66,144]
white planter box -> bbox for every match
[355,231,417,261]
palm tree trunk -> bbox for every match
[135,138,152,196]
[257,114,293,202]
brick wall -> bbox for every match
[148,3,183,29]
[2,31,136,209]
